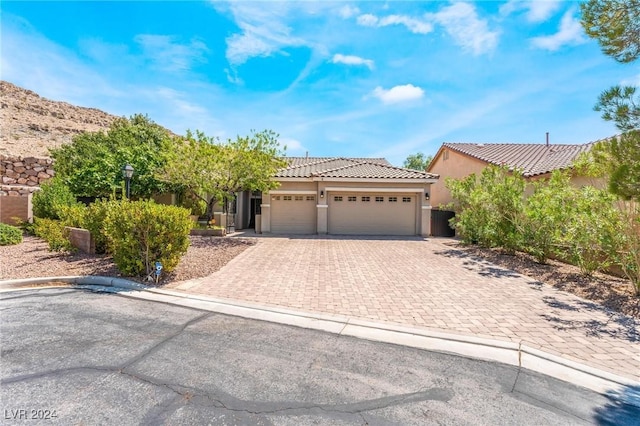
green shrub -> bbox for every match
[103,200,191,276]
[33,218,74,252]
[32,178,78,220]
[0,223,23,246]
[447,165,525,253]
[84,199,119,254]
[522,171,574,263]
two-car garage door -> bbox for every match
[269,192,418,235]
[328,193,416,236]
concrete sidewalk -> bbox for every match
[168,236,640,383]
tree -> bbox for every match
[51,114,176,198]
[581,0,640,63]
[160,129,287,220]
[580,0,640,202]
[595,85,640,132]
[403,152,433,171]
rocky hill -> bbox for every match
[0,81,119,158]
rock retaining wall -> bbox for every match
[0,154,54,186]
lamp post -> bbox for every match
[121,164,134,199]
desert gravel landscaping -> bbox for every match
[0,235,256,285]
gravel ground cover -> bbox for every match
[0,235,255,286]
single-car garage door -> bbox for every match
[270,194,316,234]
[328,193,416,235]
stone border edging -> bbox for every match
[0,276,638,407]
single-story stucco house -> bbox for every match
[426,142,600,209]
[248,157,439,236]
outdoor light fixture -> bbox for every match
[320,190,324,198]
[121,164,134,199]
[425,192,430,200]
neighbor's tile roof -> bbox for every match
[441,143,594,177]
[276,157,439,179]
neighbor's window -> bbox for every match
[348,196,357,202]
[361,196,370,202]
[443,150,449,161]
[389,197,397,202]
[272,196,281,201]
[402,197,412,203]
[294,195,303,201]
[284,195,292,201]
[306,195,315,201]
[334,196,343,201]
[375,196,384,202]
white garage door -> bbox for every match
[270,194,316,234]
[328,193,416,235]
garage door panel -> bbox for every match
[270,195,316,234]
[328,193,416,235]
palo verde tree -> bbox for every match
[403,152,433,171]
[160,129,287,220]
[51,114,176,198]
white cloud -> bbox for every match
[371,84,424,104]
[530,9,585,51]
[279,137,306,155]
[429,3,499,55]
[357,13,379,27]
[338,5,360,19]
[356,13,433,34]
[331,53,374,70]
[219,2,307,66]
[500,1,561,23]
[134,34,208,72]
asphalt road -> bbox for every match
[0,288,637,425]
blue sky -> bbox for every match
[2,1,638,166]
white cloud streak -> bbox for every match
[530,9,585,51]
[134,35,208,72]
[331,53,374,70]
[429,3,499,56]
[338,5,360,19]
[500,1,561,23]
[371,84,424,104]
[356,13,433,34]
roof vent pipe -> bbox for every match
[546,132,549,147]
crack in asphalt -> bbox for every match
[119,311,212,370]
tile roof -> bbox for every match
[440,143,594,177]
[276,157,439,180]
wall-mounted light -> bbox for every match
[320,190,324,198]
[424,192,430,201]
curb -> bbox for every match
[1,276,638,406]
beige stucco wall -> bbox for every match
[428,149,487,208]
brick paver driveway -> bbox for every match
[172,235,640,382]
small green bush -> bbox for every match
[33,218,74,252]
[32,179,78,220]
[0,223,23,245]
[84,199,119,254]
[103,200,191,276]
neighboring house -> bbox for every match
[259,157,439,236]
[426,142,599,209]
